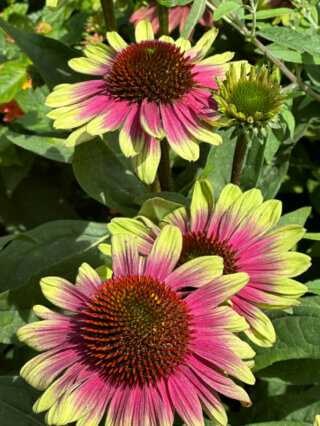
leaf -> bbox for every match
[247,423,308,426]
[0,61,26,104]
[0,376,45,425]
[240,135,266,191]
[73,137,146,217]
[258,27,320,57]
[0,220,109,293]
[245,7,294,20]
[214,1,241,21]
[198,128,236,199]
[276,206,311,227]
[244,384,320,423]
[4,130,72,164]
[157,0,192,7]
[303,233,320,241]
[281,108,295,140]
[305,279,320,295]
[252,301,320,372]
[257,358,320,385]
[266,43,320,64]
[138,197,185,223]
[180,0,207,39]
[0,220,109,343]
[134,191,190,207]
[0,18,84,89]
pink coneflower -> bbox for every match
[18,226,255,425]
[0,100,24,122]
[109,180,310,347]
[130,1,213,36]
[45,20,235,184]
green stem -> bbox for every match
[230,132,248,186]
[158,139,174,191]
[158,3,169,36]
[100,0,117,31]
[255,136,267,187]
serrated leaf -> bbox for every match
[258,27,320,57]
[214,1,241,21]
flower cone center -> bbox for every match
[228,81,276,116]
[81,274,193,385]
[106,41,195,104]
[179,231,238,274]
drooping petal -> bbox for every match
[119,103,144,157]
[87,100,132,135]
[111,234,140,277]
[131,134,161,184]
[162,206,189,234]
[68,57,110,76]
[190,179,214,234]
[140,99,165,139]
[160,103,199,161]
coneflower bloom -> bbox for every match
[130,2,213,37]
[45,20,234,184]
[109,181,311,347]
[18,226,255,426]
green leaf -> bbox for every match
[0,220,109,343]
[0,220,109,294]
[214,1,241,21]
[138,197,185,223]
[257,358,320,385]
[281,108,295,140]
[247,423,308,426]
[180,0,207,39]
[240,135,266,191]
[276,206,311,227]
[303,233,320,241]
[4,130,72,164]
[73,137,146,217]
[198,128,236,199]
[305,279,320,295]
[0,376,45,425]
[245,7,294,20]
[258,27,320,57]
[157,0,192,7]
[0,61,26,104]
[244,384,320,423]
[0,18,84,89]
[266,43,320,64]
[134,192,189,207]
[252,301,320,372]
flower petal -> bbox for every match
[75,262,103,296]
[135,20,154,42]
[111,233,140,277]
[165,256,223,291]
[131,135,160,184]
[68,57,110,76]
[190,179,214,234]
[119,104,144,157]
[107,31,128,51]
[140,99,165,139]
[84,43,115,63]
[145,225,182,281]
[87,100,132,135]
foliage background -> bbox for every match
[0,0,320,424]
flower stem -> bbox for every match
[158,3,169,36]
[231,132,248,186]
[158,139,174,191]
[100,0,117,31]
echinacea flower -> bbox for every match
[18,225,255,426]
[45,20,235,184]
[109,180,310,347]
[215,63,286,133]
[130,1,214,36]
